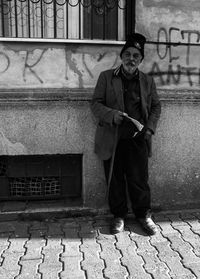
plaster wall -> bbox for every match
[136,0,200,89]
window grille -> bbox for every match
[0,0,135,41]
[0,154,82,200]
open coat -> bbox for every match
[91,67,161,160]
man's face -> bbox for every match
[121,47,142,75]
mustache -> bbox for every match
[126,62,135,66]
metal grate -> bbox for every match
[10,176,61,197]
[0,161,6,176]
[0,154,82,200]
[0,0,135,40]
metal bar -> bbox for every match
[125,0,128,38]
[66,2,68,39]
[27,0,31,37]
[40,0,43,38]
[125,0,135,37]
[131,0,136,33]
[103,1,105,40]
[116,0,118,41]
[14,0,18,37]
[8,1,12,37]
[1,0,5,37]
[53,0,57,38]
[20,1,24,37]
[91,2,93,39]
[79,0,81,39]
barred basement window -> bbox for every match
[0,0,135,41]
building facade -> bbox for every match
[0,0,200,211]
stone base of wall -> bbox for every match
[0,88,200,211]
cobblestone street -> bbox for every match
[0,211,200,279]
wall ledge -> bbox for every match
[159,89,200,103]
[0,88,93,103]
[0,88,199,103]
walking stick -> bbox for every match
[107,125,118,197]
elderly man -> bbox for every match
[91,33,161,235]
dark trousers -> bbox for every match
[104,135,151,218]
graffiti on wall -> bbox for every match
[0,46,119,87]
[0,49,46,83]
[0,52,10,74]
[0,28,200,88]
[23,50,46,84]
[149,27,200,86]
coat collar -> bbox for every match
[113,65,121,77]
[113,65,139,79]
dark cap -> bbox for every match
[120,33,146,59]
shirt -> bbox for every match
[119,68,144,138]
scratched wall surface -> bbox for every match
[0,43,121,88]
[137,0,200,89]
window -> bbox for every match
[0,0,135,41]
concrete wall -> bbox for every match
[0,0,200,210]
[136,0,200,89]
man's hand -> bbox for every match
[144,129,153,140]
[113,111,126,125]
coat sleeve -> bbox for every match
[90,71,119,126]
[146,77,161,134]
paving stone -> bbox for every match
[16,259,41,279]
[157,219,179,235]
[62,239,81,257]
[63,227,80,238]
[46,221,64,236]
[1,212,200,279]
[1,249,25,278]
[0,267,19,279]
[29,221,48,232]
[79,220,95,232]
[0,236,10,265]
[171,222,200,257]
[21,237,46,261]
[183,219,200,233]
[60,255,85,279]
[11,222,29,238]
[116,231,152,279]
[152,240,195,278]
[93,216,111,228]
[62,218,79,228]
[0,221,16,233]
[150,229,169,244]
[166,234,200,265]
[192,212,200,219]
[97,232,128,278]
[38,266,63,279]
[180,213,197,220]
[187,263,200,278]
[39,238,63,279]
[61,230,85,279]
[80,237,104,279]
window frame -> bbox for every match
[0,0,135,44]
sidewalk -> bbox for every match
[0,203,200,278]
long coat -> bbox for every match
[91,66,161,160]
